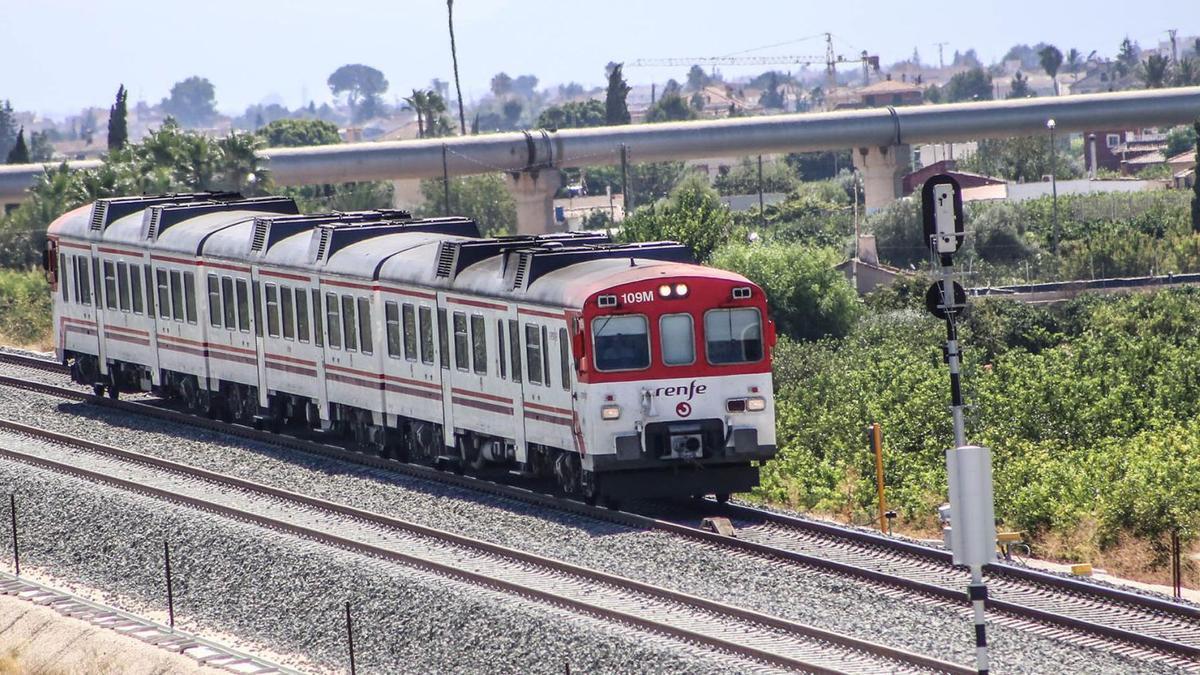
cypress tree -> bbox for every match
[107,84,128,150]
[605,63,631,125]
[6,127,29,164]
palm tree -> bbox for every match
[1039,45,1063,95]
[1065,48,1083,80]
[446,0,466,135]
[1175,58,1199,87]
[1139,54,1170,88]
[404,89,428,138]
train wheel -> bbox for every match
[92,384,106,397]
[554,452,582,496]
[715,493,731,504]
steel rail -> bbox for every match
[1,354,1197,662]
[0,418,968,674]
[2,87,1198,199]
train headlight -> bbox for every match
[726,398,746,413]
[673,283,689,297]
[746,396,766,412]
[601,404,621,420]
[658,284,672,298]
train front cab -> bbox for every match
[574,274,777,500]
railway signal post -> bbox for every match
[922,175,997,675]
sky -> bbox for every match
[1,0,1191,119]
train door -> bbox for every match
[435,291,455,452]
[519,311,576,454]
[501,307,529,466]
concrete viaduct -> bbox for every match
[2,87,1198,233]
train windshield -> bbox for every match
[592,314,650,371]
[704,308,763,364]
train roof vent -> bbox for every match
[143,207,162,241]
[310,216,482,264]
[434,242,458,278]
[87,192,240,233]
[436,231,610,281]
[510,252,531,290]
[88,201,109,231]
[250,219,270,253]
[312,228,332,263]
[505,241,694,291]
[142,196,298,242]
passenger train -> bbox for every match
[44,192,777,503]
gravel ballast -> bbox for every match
[0,460,767,675]
[0,377,1185,673]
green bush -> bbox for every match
[0,269,51,345]
[709,242,861,341]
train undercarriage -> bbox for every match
[64,352,754,508]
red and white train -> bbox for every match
[45,192,777,502]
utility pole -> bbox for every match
[934,42,949,69]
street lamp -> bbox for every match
[1047,118,1059,259]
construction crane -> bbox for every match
[628,33,880,93]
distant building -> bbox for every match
[1081,129,1166,173]
[901,160,1005,196]
[830,78,923,110]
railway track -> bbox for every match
[0,416,967,674]
[2,351,1199,668]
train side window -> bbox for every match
[453,312,469,371]
[183,272,197,324]
[92,259,101,310]
[541,326,551,388]
[295,289,310,342]
[116,262,131,311]
[78,257,92,306]
[497,320,507,380]
[103,261,117,310]
[130,264,143,314]
[207,275,222,327]
[508,320,522,383]
[402,303,417,362]
[142,265,154,316]
[419,307,434,365]
[281,286,296,340]
[559,327,571,390]
[265,283,280,337]
[470,314,487,375]
[437,308,449,370]
[71,257,81,304]
[525,324,543,385]
[357,297,373,355]
[169,270,184,321]
[311,289,323,346]
[156,269,170,319]
[58,253,68,302]
[236,279,250,332]
[252,281,263,337]
[341,295,358,352]
[385,301,401,358]
[325,292,341,349]
[221,277,236,329]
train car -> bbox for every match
[45,193,777,503]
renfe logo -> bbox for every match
[655,380,707,401]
